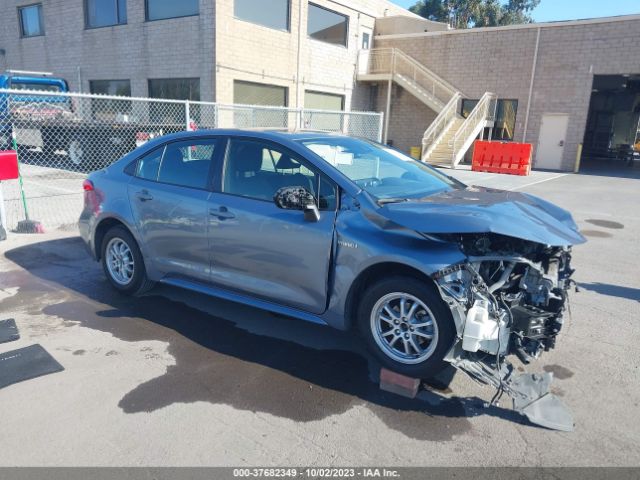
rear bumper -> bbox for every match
[78,213,96,260]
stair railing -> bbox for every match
[391,49,459,106]
[359,49,394,76]
[360,48,460,108]
[421,92,462,161]
[449,92,497,166]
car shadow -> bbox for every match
[3,236,531,440]
[580,282,640,303]
[578,159,640,180]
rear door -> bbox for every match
[207,137,338,314]
[128,137,220,283]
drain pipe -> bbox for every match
[522,28,541,143]
[383,79,392,144]
[76,66,83,93]
[295,0,303,129]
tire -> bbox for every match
[357,276,456,379]
[67,138,87,168]
[101,226,154,295]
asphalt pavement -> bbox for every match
[0,164,638,466]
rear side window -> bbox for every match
[135,147,164,181]
[134,138,218,189]
[157,140,217,189]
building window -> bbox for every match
[461,99,518,141]
[148,78,200,123]
[235,0,289,31]
[18,4,44,37]
[234,80,288,107]
[362,31,371,49]
[304,91,345,131]
[89,80,132,119]
[308,3,348,47]
[460,99,478,119]
[146,0,199,21]
[305,90,344,111]
[233,81,288,128]
[90,79,131,97]
[85,0,127,28]
[494,100,518,141]
[149,78,200,101]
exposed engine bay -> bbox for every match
[431,233,577,431]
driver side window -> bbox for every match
[223,139,337,210]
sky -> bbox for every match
[390,0,640,22]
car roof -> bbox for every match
[154,128,353,143]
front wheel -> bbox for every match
[101,226,154,295]
[357,276,456,379]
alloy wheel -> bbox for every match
[370,292,439,365]
[105,237,135,286]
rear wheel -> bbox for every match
[101,226,154,295]
[68,139,87,167]
[357,276,456,379]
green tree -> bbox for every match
[409,0,540,28]
[409,0,448,22]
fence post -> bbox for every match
[185,100,191,131]
[377,112,385,143]
[214,103,219,128]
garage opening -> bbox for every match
[582,74,640,170]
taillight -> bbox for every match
[83,179,94,191]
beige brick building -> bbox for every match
[0,0,416,109]
[373,14,640,171]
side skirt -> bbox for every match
[160,277,330,327]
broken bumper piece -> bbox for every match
[451,354,574,431]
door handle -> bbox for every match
[559,140,565,147]
[136,190,153,202]
[209,206,236,220]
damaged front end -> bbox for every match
[431,233,577,431]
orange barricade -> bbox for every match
[471,141,533,176]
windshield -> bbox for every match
[297,137,462,201]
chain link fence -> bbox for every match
[0,88,383,232]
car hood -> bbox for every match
[374,187,586,247]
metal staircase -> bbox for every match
[357,48,497,168]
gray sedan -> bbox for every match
[80,130,585,430]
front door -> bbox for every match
[208,137,337,314]
[536,114,569,170]
[128,137,219,283]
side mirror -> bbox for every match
[274,186,320,222]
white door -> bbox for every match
[536,114,569,170]
[357,27,373,75]
[361,27,373,50]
